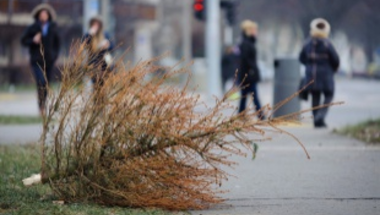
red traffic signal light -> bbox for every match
[194,0,204,11]
[194,0,206,21]
[194,3,204,12]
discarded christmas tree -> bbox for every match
[24,42,340,210]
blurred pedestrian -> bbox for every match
[238,20,263,119]
[299,18,340,128]
[221,46,239,93]
[21,4,60,116]
[82,16,114,91]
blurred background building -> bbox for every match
[0,0,83,84]
[0,0,380,85]
[0,0,160,85]
[235,0,380,80]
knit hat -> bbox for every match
[310,18,331,38]
[31,3,57,21]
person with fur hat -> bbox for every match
[82,16,114,91]
[238,20,264,119]
[21,3,60,116]
[299,18,340,128]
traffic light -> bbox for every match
[193,0,236,24]
[194,0,206,21]
[220,0,236,25]
[226,2,236,25]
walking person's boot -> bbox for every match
[314,118,327,128]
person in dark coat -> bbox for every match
[21,4,60,116]
[221,46,239,93]
[299,18,340,128]
[81,16,114,91]
[238,20,263,118]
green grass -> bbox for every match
[0,84,36,93]
[0,83,61,93]
[0,115,43,125]
[0,145,182,215]
[337,118,380,144]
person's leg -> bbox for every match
[97,62,109,88]
[311,91,322,126]
[250,82,262,111]
[45,63,54,84]
[31,64,48,114]
[250,83,265,119]
[91,66,105,90]
[315,90,334,126]
[238,87,249,113]
[91,66,108,106]
[91,73,102,93]
[221,76,227,93]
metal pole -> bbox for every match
[224,25,233,45]
[182,0,193,84]
[206,0,221,97]
[101,0,110,32]
[7,0,14,24]
[83,0,100,93]
[182,0,192,63]
[83,0,100,33]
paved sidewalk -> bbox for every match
[0,79,380,214]
[0,92,40,116]
[0,125,42,145]
[0,92,41,145]
[1,78,380,144]
[192,128,380,215]
[191,78,380,214]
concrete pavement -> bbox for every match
[191,128,380,215]
[0,78,380,214]
[191,78,380,214]
[0,125,42,145]
[0,92,40,116]
[0,92,41,145]
[1,78,380,144]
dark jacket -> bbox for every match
[239,34,261,85]
[82,33,114,70]
[21,21,60,66]
[221,52,238,80]
[299,37,340,92]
